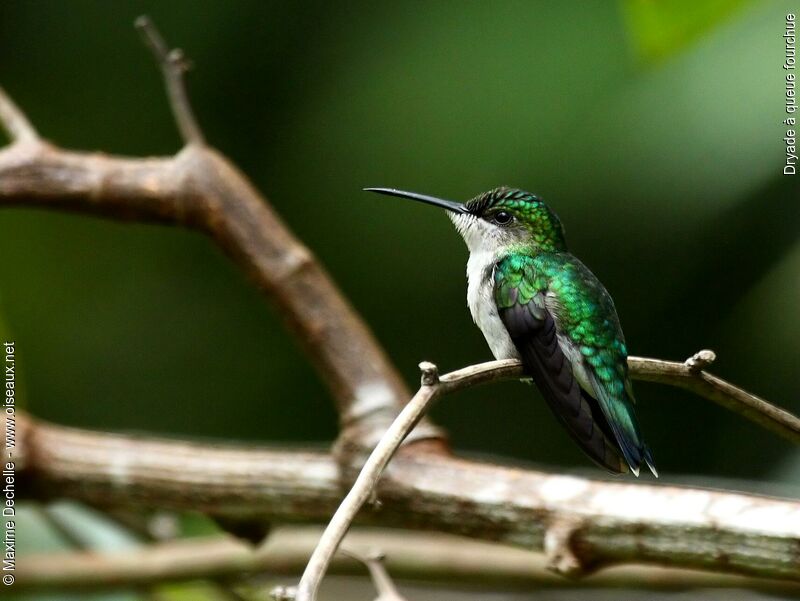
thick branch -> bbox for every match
[0,90,442,450]
[13,411,800,583]
[20,527,800,594]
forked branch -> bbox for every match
[290,354,800,600]
[0,40,444,452]
[10,381,800,596]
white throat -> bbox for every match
[449,213,519,360]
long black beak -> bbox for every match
[364,187,468,214]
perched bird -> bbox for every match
[365,186,657,476]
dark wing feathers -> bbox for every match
[502,302,628,473]
[495,254,656,476]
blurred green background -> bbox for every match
[2,0,799,477]
[2,0,800,597]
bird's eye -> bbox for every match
[493,211,513,225]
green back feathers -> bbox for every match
[496,252,629,390]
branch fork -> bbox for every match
[289,353,800,600]
[0,17,446,456]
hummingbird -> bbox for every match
[365,186,657,476]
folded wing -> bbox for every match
[495,254,656,476]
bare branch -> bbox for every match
[453,354,800,445]
[0,93,443,452]
[630,352,800,445]
[135,15,205,146]
[11,375,800,587]
[295,362,443,601]
[0,86,39,142]
[18,527,800,595]
[291,353,800,599]
[402,354,800,445]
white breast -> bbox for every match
[466,250,519,360]
[448,212,520,361]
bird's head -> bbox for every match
[365,186,567,255]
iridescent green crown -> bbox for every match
[466,187,567,251]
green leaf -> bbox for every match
[621,0,751,61]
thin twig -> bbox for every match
[134,15,205,146]
[388,353,800,446]
[437,353,800,445]
[339,548,407,601]
[0,86,38,142]
[630,351,800,445]
[293,362,442,601]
